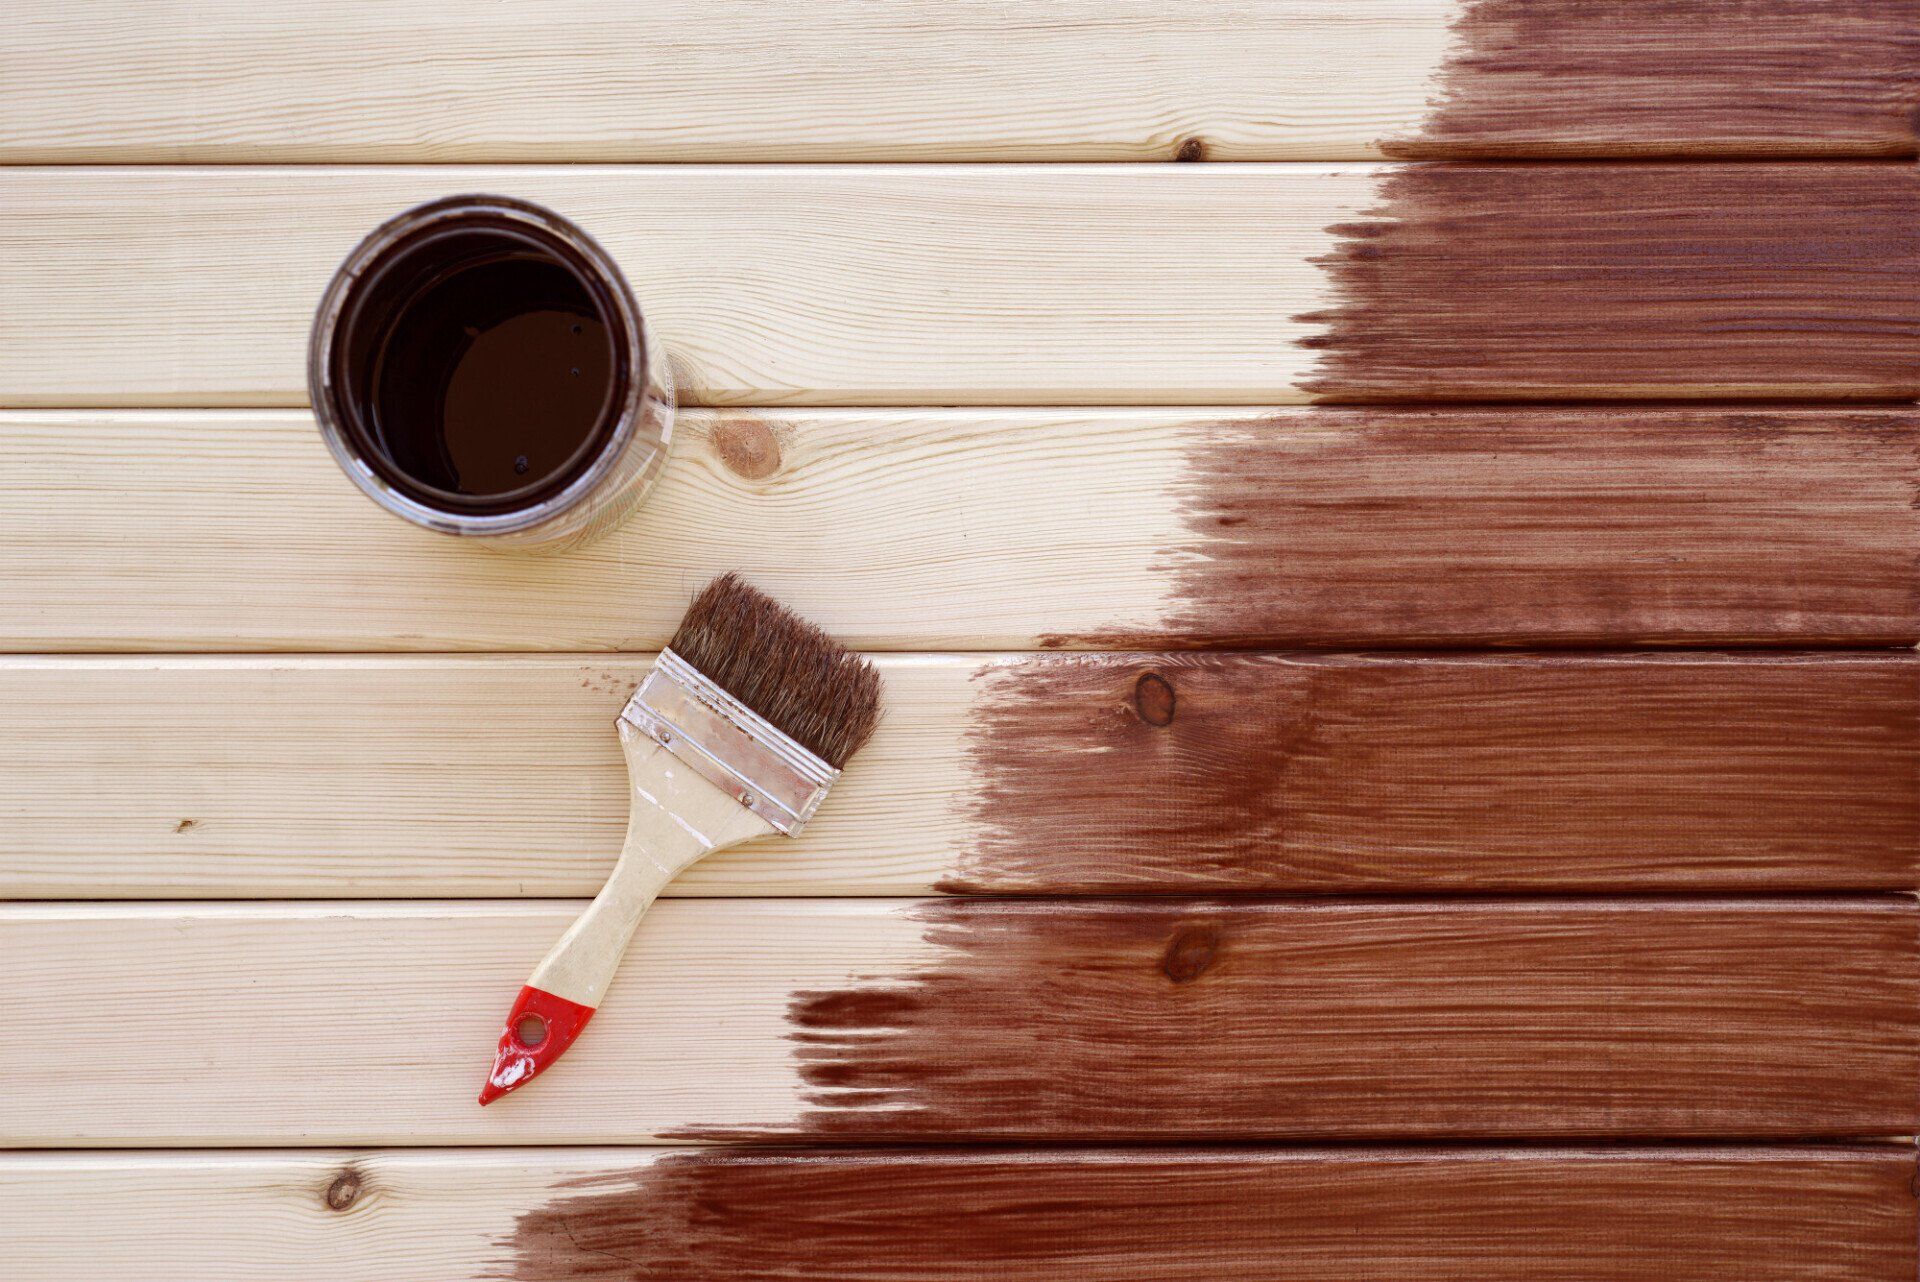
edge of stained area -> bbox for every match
[500,1145,1917,1282]
[1381,0,1919,159]
[1041,406,1920,650]
[1291,163,1919,402]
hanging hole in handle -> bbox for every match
[515,1013,550,1047]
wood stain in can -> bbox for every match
[310,196,673,548]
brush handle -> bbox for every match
[480,722,776,1105]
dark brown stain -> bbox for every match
[710,414,783,480]
[1383,1,1920,159]
[686,898,1918,1141]
[1295,165,1920,400]
[503,1146,1915,1281]
[324,1167,362,1212]
[1049,407,1920,648]
[943,652,1919,894]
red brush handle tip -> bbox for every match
[478,985,596,1105]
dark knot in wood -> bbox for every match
[1133,672,1176,726]
[1160,922,1221,984]
[325,1169,363,1212]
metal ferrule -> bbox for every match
[619,648,840,836]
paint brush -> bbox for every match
[480,574,880,1104]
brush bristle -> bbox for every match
[666,574,881,769]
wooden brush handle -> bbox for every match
[480,722,776,1104]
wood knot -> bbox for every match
[1160,923,1221,984]
[173,819,197,833]
[712,416,782,480]
[324,1169,363,1212]
[1174,137,1208,162]
[1133,672,1176,726]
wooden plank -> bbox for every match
[5,407,1915,650]
[2,899,1911,1145]
[3,3,1913,163]
[2,1146,1911,1281]
[1,165,1914,406]
[3,652,1913,898]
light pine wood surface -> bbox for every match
[4,1147,1911,1282]
[4,408,1914,651]
[2,653,1913,899]
[0,2,1455,163]
[2,899,1911,1146]
[0,166,1362,407]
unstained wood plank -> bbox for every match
[2,2,1912,162]
[1,1146,1912,1281]
[1,898,1911,1145]
[1,652,1913,898]
[3,407,1914,651]
[0,165,1913,406]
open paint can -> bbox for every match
[309,195,672,550]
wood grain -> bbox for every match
[508,1147,1920,1282]
[4,407,1914,651]
[1100,407,1920,647]
[2,165,1914,406]
[948,651,1920,895]
[2,899,1911,1145]
[1384,0,1920,160]
[2,652,1914,899]
[1298,163,1920,400]
[3,2,1912,163]
[3,1147,1911,1281]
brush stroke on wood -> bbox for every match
[688,898,1920,1141]
[1385,0,1920,159]
[505,1146,1918,1282]
[1297,164,1920,400]
[946,651,1920,893]
[1066,407,1920,647]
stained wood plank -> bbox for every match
[3,899,1911,1145]
[3,2,1913,162]
[2,1147,1911,1282]
[4,407,1915,650]
[3,653,1914,898]
[1,165,1914,406]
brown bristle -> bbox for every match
[667,574,881,769]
